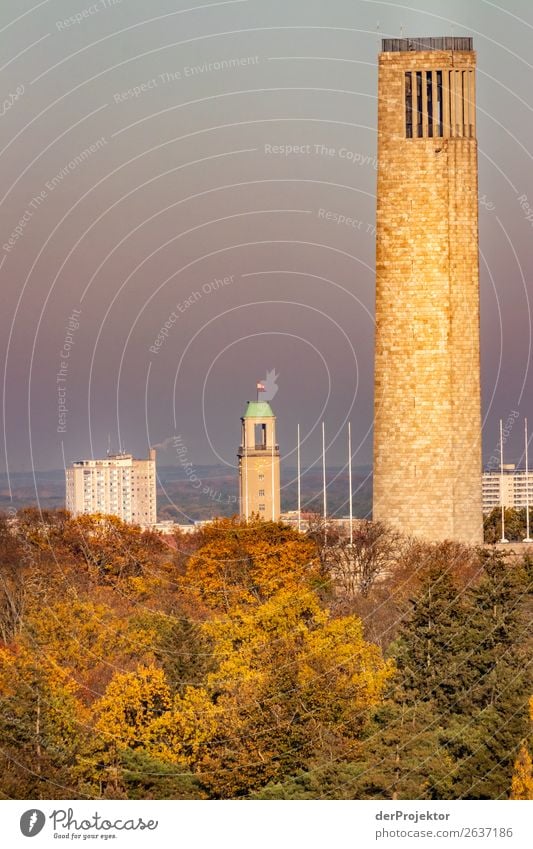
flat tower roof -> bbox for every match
[381,37,473,52]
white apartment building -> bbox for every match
[66,449,157,526]
[482,464,533,512]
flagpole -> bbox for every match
[525,417,532,542]
[297,423,301,532]
[271,428,275,522]
[322,422,327,547]
[348,422,353,546]
[500,418,508,543]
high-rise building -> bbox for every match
[238,400,281,521]
[482,465,533,513]
[66,449,157,526]
[373,37,483,544]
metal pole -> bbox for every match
[500,418,508,543]
[322,422,327,547]
[525,418,531,542]
[348,422,353,546]
[297,423,301,532]
[271,426,275,522]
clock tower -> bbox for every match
[238,398,281,521]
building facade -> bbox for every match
[238,401,281,521]
[373,37,483,544]
[66,449,157,526]
[482,465,533,512]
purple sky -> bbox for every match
[1,0,532,481]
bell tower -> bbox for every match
[373,37,482,544]
[238,397,281,521]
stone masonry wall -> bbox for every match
[373,49,483,544]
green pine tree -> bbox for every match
[442,550,531,798]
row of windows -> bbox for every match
[405,70,442,138]
[405,69,474,139]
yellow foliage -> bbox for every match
[0,645,17,693]
[0,510,398,799]
[205,589,393,706]
[179,518,321,611]
[149,687,218,766]
[298,615,394,724]
[197,589,394,796]
[94,665,218,770]
[62,513,164,584]
[23,593,158,678]
[94,665,172,749]
[0,642,91,790]
[511,745,533,800]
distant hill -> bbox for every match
[0,469,66,512]
[0,465,372,522]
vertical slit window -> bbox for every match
[436,71,443,137]
[470,70,475,137]
[416,71,423,137]
[446,70,451,136]
[405,72,412,138]
[426,71,433,137]
[457,71,466,136]
[452,70,458,136]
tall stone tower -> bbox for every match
[373,37,483,544]
[238,400,281,521]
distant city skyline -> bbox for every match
[1,0,532,481]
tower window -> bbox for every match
[436,71,443,137]
[405,69,447,139]
[258,473,264,481]
[254,423,267,449]
[259,489,265,497]
[416,71,423,137]
[426,71,433,137]
[259,504,265,512]
[405,72,413,138]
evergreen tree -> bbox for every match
[349,697,455,800]
[345,553,464,799]
[354,548,531,800]
[391,555,468,711]
[445,551,531,798]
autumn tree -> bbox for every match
[20,590,161,695]
[9,507,531,801]
[196,589,393,797]
[0,647,92,799]
[178,517,323,612]
[326,520,403,599]
[60,513,166,586]
[0,514,34,642]
[90,664,217,797]
[511,745,533,800]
